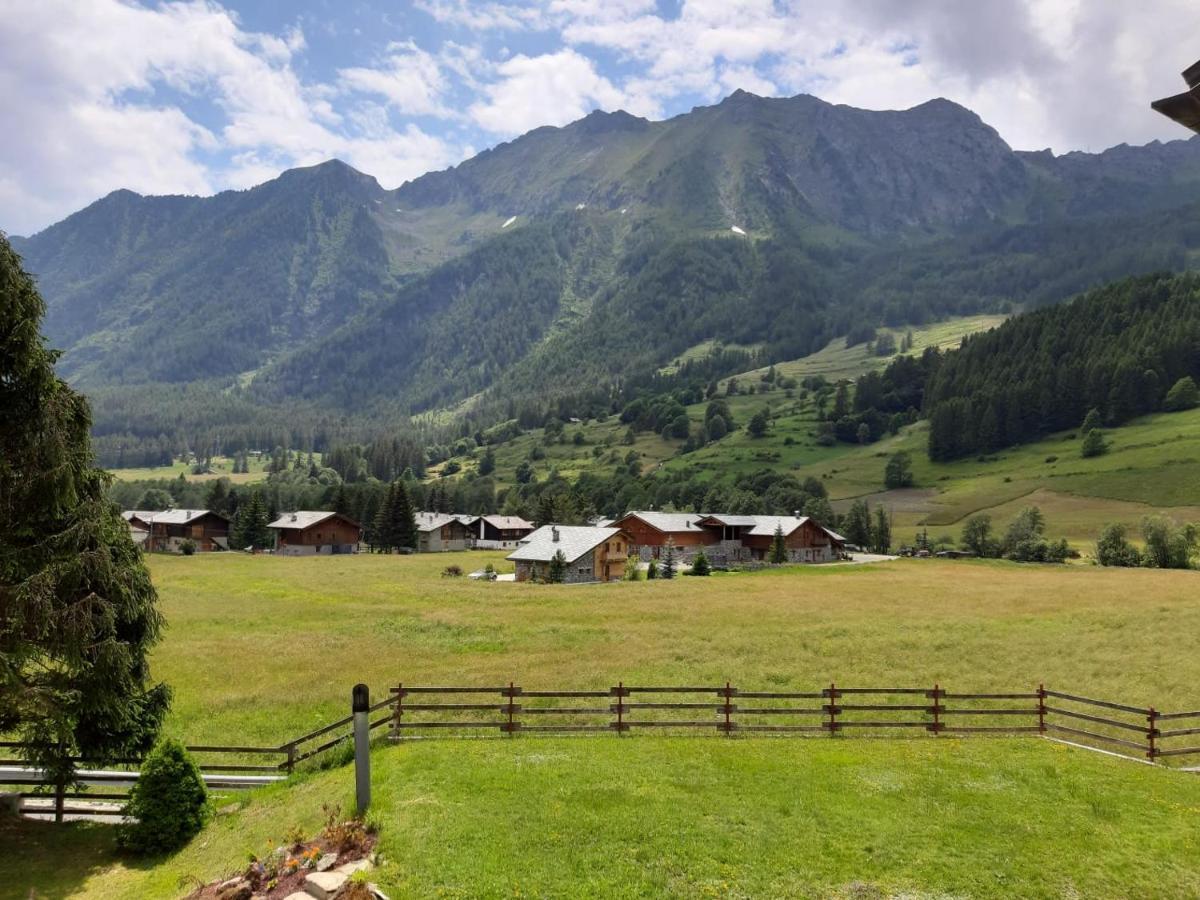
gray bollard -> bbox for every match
[353,683,371,815]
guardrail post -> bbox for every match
[1037,683,1046,734]
[1147,707,1159,762]
[352,683,371,815]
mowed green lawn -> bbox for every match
[8,553,1200,898]
[144,552,1200,747]
[7,737,1200,899]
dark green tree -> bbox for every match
[1080,408,1102,435]
[883,451,914,489]
[1080,428,1108,458]
[0,236,169,797]
[547,549,568,583]
[389,480,417,551]
[1141,516,1198,569]
[1095,523,1141,567]
[768,524,788,563]
[118,738,209,854]
[747,408,770,438]
[478,446,496,476]
[660,539,677,579]
[233,490,271,550]
[960,515,995,557]
[870,506,892,554]
[691,550,711,576]
[1164,376,1199,412]
[844,500,873,548]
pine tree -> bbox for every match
[547,549,568,583]
[1080,428,1108,458]
[234,491,271,550]
[204,478,230,517]
[0,236,169,794]
[479,446,496,476]
[332,483,350,516]
[768,524,788,563]
[691,550,711,576]
[373,485,395,553]
[844,500,873,548]
[871,506,892,554]
[660,539,677,579]
[390,480,417,551]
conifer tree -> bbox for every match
[372,485,395,553]
[0,236,169,795]
[871,506,892,554]
[547,549,567,583]
[769,524,788,563]
[390,480,417,551]
[691,550,711,576]
[234,491,271,550]
[660,539,677,579]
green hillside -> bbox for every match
[13,91,1200,462]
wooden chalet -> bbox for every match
[611,511,718,560]
[695,514,845,563]
[267,511,361,555]
[415,512,472,552]
[465,514,535,549]
[122,509,230,552]
[508,525,629,583]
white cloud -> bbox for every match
[0,0,461,235]
[338,41,454,118]
[468,48,635,135]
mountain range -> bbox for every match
[10,89,1200,456]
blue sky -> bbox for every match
[2,0,1199,235]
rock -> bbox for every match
[0,793,21,817]
[368,886,390,900]
[216,877,252,900]
[284,894,312,900]
[304,870,348,899]
[335,858,371,877]
[315,853,339,872]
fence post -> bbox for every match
[612,681,627,735]
[930,683,942,735]
[826,682,840,735]
[720,681,735,735]
[1147,707,1159,762]
[352,683,371,815]
[505,681,517,737]
[285,743,296,776]
[392,682,404,741]
[54,777,65,824]
[1037,683,1046,734]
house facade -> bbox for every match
[610,511,719,561]
[415,512,472,552]
[268,511,361,556]
[695,515,845,564]
[466,515,534,550]
[123,509,230,552]
[508,525,630,583]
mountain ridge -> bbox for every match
[10,89,1200,459]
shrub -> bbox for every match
[1080,429,1107,458]
[442,565,463,577]
[1096,523,1141,567]
[646,560,658,580]
[1163,376,1199,412]
[118,739,209,855]
[690,551,711,576]
[178,539,196,556]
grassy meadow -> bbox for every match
[8,552,1200,898]
[140,552,1200,747]
[7,736,1200,899]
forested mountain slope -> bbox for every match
[10,90,1200,457]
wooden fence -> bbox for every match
[389,681,1200,767]
[9,680,1200,820]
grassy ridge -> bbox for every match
[7,737,1200,898]
[143,553,1200,749]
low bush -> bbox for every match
[118,739,209,855]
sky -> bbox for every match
[2,0,1199,236]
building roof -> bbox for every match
[616,511,707,534]
[699,514,845,542]
[124,508,228,525]
[476,514,533,531]
[507,525,623,563]
[414,511,468,532]
[268,510,360,531]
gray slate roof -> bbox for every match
[478,515,533,531]
[268,510,341,530]
[124,508,226,525]
[507,525,622,563]
[618,511,707,533]
[415,511,468,532]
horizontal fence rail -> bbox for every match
[9,680,1200,821]
[387,681,1200,769]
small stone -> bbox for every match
[304,870,348,900]
[335,858,371,877]
[216,878,252,900]
[315,853,339,872]
[283,894,311,900]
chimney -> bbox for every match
[794,510,801,518]
[290,513,297,522]
[551,526,560,542]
